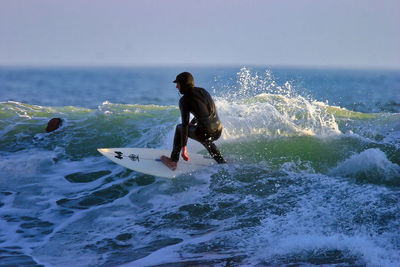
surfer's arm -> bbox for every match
[181,146,190,161]
[179,98,191,161]
[179,98,190,148]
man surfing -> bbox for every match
[161,72,226,170]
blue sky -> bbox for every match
[0,0,399,69]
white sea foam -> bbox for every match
[0,150,57,181]
[215,68,340,140]
[329,148,400,182]
[242,172,400,266]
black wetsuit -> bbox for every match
[170,85,226,164]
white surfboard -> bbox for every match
[97,148,215,178]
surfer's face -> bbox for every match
[176,82,183,94]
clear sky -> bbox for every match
[0,0,399,69]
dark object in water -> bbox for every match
[46,118,62,132]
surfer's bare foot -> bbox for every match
[161,155,177,171]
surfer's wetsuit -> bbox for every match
[171,84,226,164]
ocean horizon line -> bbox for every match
[1,63,399,72]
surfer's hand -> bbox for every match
[181,146,190,161]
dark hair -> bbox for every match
[46,118,62,132]
[173,72,194,87]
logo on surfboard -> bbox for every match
[129,154,140,162]
[114,151,139,162]
[114,151,123,159]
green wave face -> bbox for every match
[1,98,399,185]
[0,101,179,160]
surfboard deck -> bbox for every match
[97,148,215,178]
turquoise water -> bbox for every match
[0,67,399,266]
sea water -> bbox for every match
[0,66,399,266]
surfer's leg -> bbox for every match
[192,129,226,164]
[201,141,226,164]
[173,125,226,164]
[170,124,182,162]
[170,125,198,162]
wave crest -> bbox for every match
[329,148,400,185]
[217,67,340,140]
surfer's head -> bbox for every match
[173,72,194,94]
[46,118,62,132]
